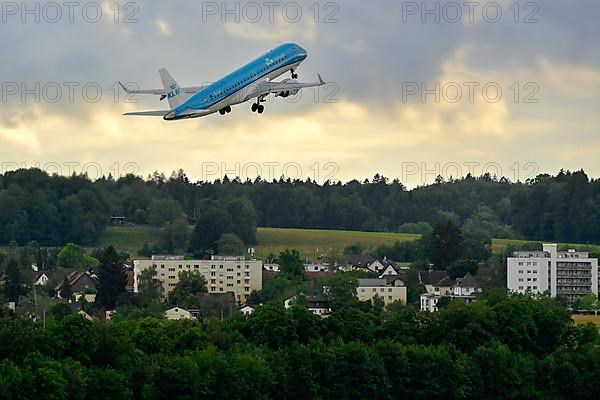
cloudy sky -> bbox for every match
[0,0,599,187]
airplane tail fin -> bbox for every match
[159,68,186,109]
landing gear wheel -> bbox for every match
[251,103,258,112]
[257,105,265,114]
[219,109,226,115]
[225,106,232,113]
[291,69,298,79]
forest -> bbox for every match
[0,292,599,399]
[0,168,598,247]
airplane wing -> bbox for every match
[247,74,326,100]
[119,82,204,98]
[123,110,170,117]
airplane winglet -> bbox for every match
[318,74,326,85]
[119,81,132,93]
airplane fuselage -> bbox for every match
[165,43,307,120]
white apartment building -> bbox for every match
[133,255,263,303]
[507,244,599,305]
[357,278,407,305]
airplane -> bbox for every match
[120,43,326,121]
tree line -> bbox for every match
[1,168,599,247]
[0,292,599,399]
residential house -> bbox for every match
[368,258,402,276]
[357,278,407,305]
[165,307,194,320]
[55,270,98,302]
[304,263,331,272]
[420,273,482,312]
[418,270,451,293]
[239,304,255,315]
[285,294,332,317]
[263,263,280,272]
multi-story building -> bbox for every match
[507,244,599,305]
[357,278,407,305]
[133,255,262,303]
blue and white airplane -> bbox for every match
[120,43,325,121]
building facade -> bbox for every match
[133,255,263,303]
[357,278,407,305]
[507,244,599,305]
[420,273,481,312]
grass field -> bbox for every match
[97,226,600,260]
[97,226,420,259]
[97,225,164,257]
[571,314,600,328]
[254,228,420,259]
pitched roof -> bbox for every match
[436,276,456,287]
[383,274,407,285]
[55,270,97,292]
[455,273,479,288]
[305,295,331,309]
[419,270,449,285]
[347,254,373,266]
[358,278,387,287]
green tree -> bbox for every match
[188,207,232,255]
[60,276,73,301]
[430,220,465,269]
[447,259,479,279]
[279,249,304,278]
[397,221,433,236]
[226,197,258,244]
[325,272,363,311]
[168,271,208,309]
[160,217,190,252]
[148,198,182,227]
[56,243,99,269]
[137,265,163,304]
[217,233,245,255]
[575,293,598,313]
[463,205,515,260]
[3,259,24,303]
[95,246,127,310]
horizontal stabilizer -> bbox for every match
[123,110,170,117]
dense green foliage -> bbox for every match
[95,247,128,310]
[1,169,599,247]
[0,294,599,399]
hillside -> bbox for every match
[97,226,420,259]
[254,228,419,259]
[97,225,600,260]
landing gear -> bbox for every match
[251,103,264,114]
[219,106,232,115]
[290,69,298,79]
